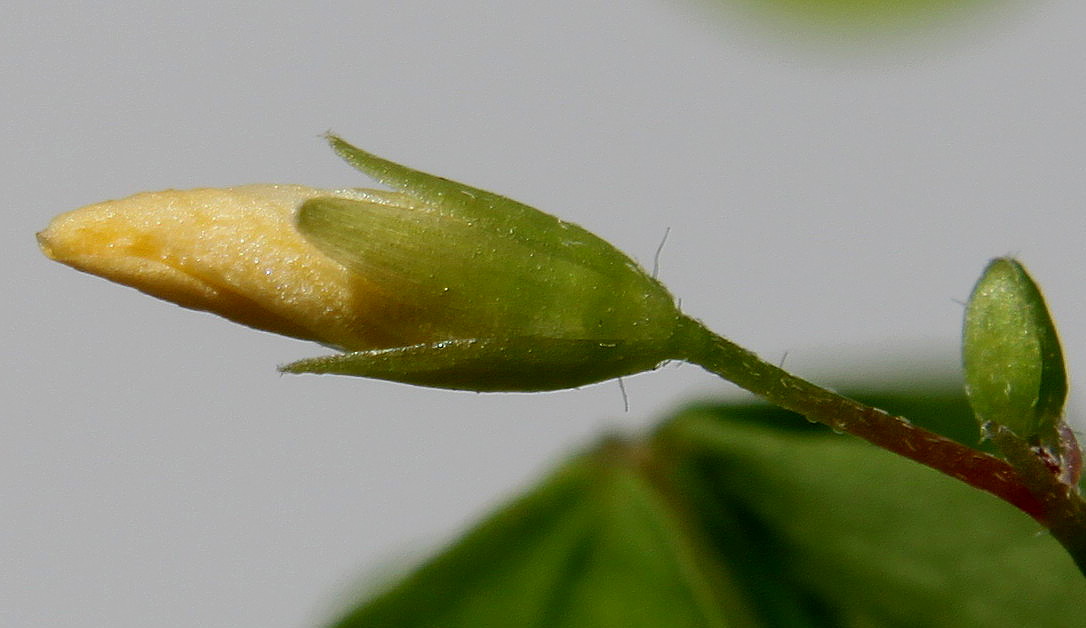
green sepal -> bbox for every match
[297,194,681,343]
[962,258,1067,441]
[282,138,690,391]
[327,133,566,231]
[280,337,678,392]
[322,135,677,317]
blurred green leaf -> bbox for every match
[329,391,1085,627]
[331,442,752,627]
[694,0,1004,41]
[657,402,1084,626]
[741,0,980,21]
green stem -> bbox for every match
[672,317,1046,521]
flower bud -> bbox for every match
[962,258,1067,441]
[37,184,410,351]
[38,137,686,391]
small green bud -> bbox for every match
[962,258,1067,441]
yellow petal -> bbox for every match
[37,184,408,350]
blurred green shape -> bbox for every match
[752,0,976,20]
[329,392,1085,627]
[331,441,751,627]
[701,0,998,38]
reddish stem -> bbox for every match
[677,320,1047,522]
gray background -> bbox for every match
[5,1,1085,626]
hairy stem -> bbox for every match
[673,317,1046,521]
